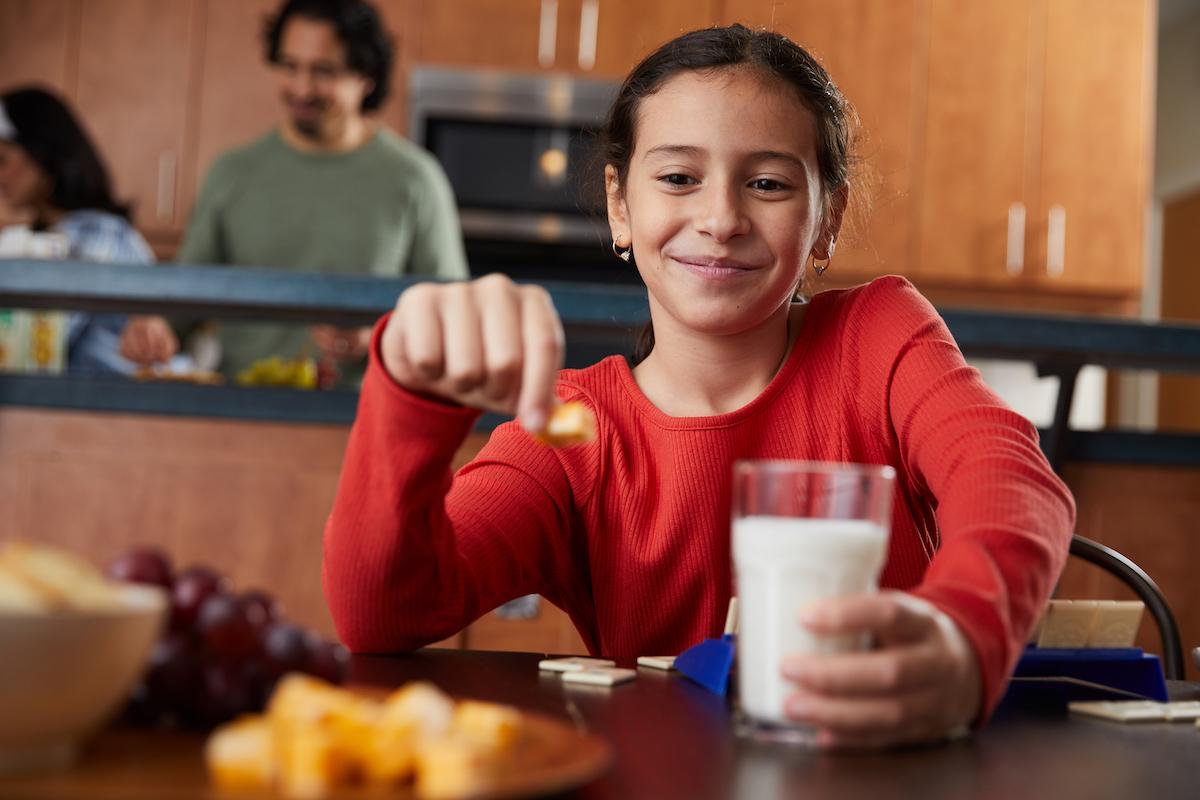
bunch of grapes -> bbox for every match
[106,547,349,728]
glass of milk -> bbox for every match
[732,460,896,743]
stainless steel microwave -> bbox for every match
[408,67,619,249]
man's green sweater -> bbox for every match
[178,127,468,379]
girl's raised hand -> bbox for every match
[380,274,565,433]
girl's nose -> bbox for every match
[695,184,750,242]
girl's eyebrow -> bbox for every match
[643,144,704,160]
[642,144,806,172]
[752,150,807,171]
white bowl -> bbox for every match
[0,583,167,773]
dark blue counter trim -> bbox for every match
[5,259,1200,467]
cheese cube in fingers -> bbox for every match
[533,402,596,447]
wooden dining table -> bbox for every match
[2,648,1198,799]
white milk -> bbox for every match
[733,515,888,723]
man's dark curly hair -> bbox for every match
[263,0,394,112]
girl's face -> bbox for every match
[607,68,843,340]
[0,140,51,211]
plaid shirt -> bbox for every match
[53,211,155,375]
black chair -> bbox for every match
[1069,533,1186,680]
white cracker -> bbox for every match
[1069,700,1168,722]
[1087,600,1144,648]
[1037,600,1098,648]
[538,657,617,673]
[636,656,676,671]
[1163,701,1200,721]
[562,667,638,687]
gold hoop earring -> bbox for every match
[812,255,830,276]
[612,240,632,263]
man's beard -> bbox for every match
[293,117,323,140]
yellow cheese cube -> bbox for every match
[205,715,274,791]
[451,701,521,751]
[414,736,489,800]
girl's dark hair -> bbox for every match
[600,24,859,364]
[264,0,394,111]
[0,87,130,220]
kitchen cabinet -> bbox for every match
[73,1,197,239]
[414,0,560,71]
[1032,0,1152,294]
[413,0,714,78]
[915,0,1152,296]
[913,0,1034,287]
[588,0,720,78]
[723,0,921,280]
[0,0,75,95]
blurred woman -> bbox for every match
[0,86,153,374]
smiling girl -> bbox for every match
[323,25,1075,748]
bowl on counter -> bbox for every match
[0,583,167,773]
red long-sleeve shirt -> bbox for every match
[323,276,1075,716]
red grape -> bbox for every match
[261,622,310,678]
[197,594,259,660]
[305,637,350,685]
[193,661,256,727]
[171,567,228,630]
[238,590,279,633]
[106,548,173,589]
[145,633,204,716]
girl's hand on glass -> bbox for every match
[380,274,564,433]
[781,591,982,750]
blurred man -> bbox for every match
[121,0,467,381]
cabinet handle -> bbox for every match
[1006,201,1025,275]
[156,152,177,223]
[578,0,599,70]
[538,0,558,68]
[1046,204,1066,277]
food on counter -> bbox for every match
[105,547,348,728]
[0,540,128,612]
[533,401,596,447]
[235,355,319,389]
[206,674,523,799]
[132,366,225,385]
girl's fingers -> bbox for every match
[439,283,485,394]
[476,276,524,405]
[799,592,935,645]
[784,684,944,738]
[398,285,444,382]
[782,642,940,696]
[516,286,564,432]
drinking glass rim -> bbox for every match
[733,459,896,482]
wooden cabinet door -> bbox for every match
[913,0,1035,287]
[0,0,76,95]
[725,0,922,280]
[186,0,279,234]
[1032,0,1151,295]
[73,0,197,237]
[414,0,554,71]
[587,0,719,79]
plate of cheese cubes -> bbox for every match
[206,673,612,799]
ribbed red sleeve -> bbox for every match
[846,278,1075,718]
[322,317,596,653]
